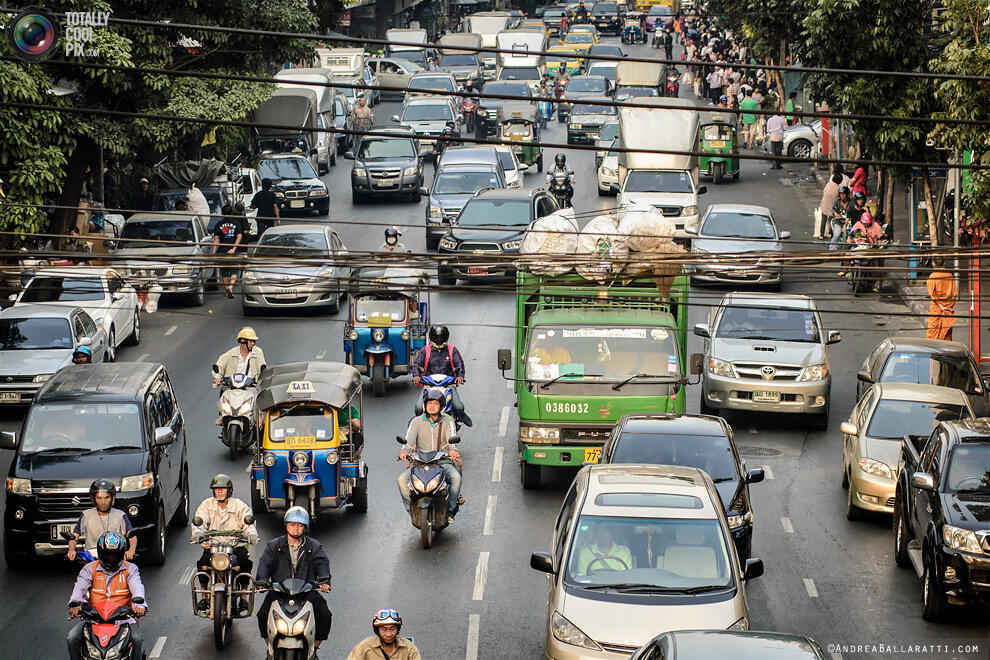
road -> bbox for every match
[0,35,986,660]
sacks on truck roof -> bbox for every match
[617,202,676,251]
[575,214,628,283]
[519,207,579,275]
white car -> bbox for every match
[597,139,619,196]
[493,144,528,188]
[14,267,140,361]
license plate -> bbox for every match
[583,447,602,463]
[0,392,20,402]
[377,178,396,187]
[287,436,315,448]
[51,523,74,541]
[289,200,305,208]
[709,140,726,147]
[753,390,780,403]
[468,266,488,275]
[275,288,297,297]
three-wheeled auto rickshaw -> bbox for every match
[250,361,368,519]
[699,113,740,183]
[498,103,544,172]
[343,266,431,397]
[622,12,647,43]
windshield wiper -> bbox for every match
[579,583,656,591]
[84,445,142,454]
[539,373,582,389]
[611,373,674,391]
[25,447,91,455]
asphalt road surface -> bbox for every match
[0,36,986,660]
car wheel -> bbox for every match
[841,459,849,488]
[893,496,912,568]
[251,478,268,514]
[242,304,258,317]
[922,552,948,621]
[352,190,365,205]
[788,139,813,159]
[426,235,440,251]
[189,280,206,307]
[350,474,368,513]
[105,327,116,362]
[146,505,167,566]
[845,477,864,521]
[124,308,141,345]
[598,186,607,196]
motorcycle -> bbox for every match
[67,598,146,660]
[396,435,461,549]
[213,368,258,460]
[190,517,256,650]
[666,74,680,97]
[547,169,574,208]
[846,239,890,294]
[256,577,330,660]
[461,98,477,133]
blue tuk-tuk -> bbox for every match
[343,267,431,397]
[250,361,367,519]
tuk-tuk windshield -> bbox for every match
[703,124,735,141]
[267,405,337,444]
[354,297,408,322]
[571,103,617,116]
[502,122,533,138]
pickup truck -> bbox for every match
[893,418,990,621]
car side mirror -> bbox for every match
[530,551,555,574]
[518,163,530,172]
[856,370,872,383]
[0,431,16,450]
[419,187,430,196]
[697,185,707,194]
[243,515,255,525]
[779,231,791,239]
[840,422,858,436]
[392,115,401,123]
[609,183,620,194]
[309,148,318,156]
[743,558,764,580]
[827,330,842,344]
[689,352,704,375]
[497,348,512,371]
[344,151,355,160]
[192,516,204,527]
[911,472,935,491]
[78,336,92,346]
[153,426,175,447]
[746,468,765,484]
[693,323,710,338]
[684,225,698,235]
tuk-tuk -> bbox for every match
[250,361,368,519]
[497,103,544,172]
[343,266,431,397]
[622,12,647,43]
[699,114,740,183]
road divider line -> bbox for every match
[149,636,167,659]
[498,406,509,437]
[803,578,819,598]
[780,517,794,534]
[137,353,150,362]
[472,552,490,601]
[163,325,177,336]
[178,566,194,585]
[491,447,503,482]
[483,495,497,536]
[466,614,480,660]
[762,465,774,480]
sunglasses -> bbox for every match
[375,609,400,620]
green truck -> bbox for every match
[497,269,694,488]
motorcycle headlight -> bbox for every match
[275,612,290,635]
[707,358,736,378]
[943,524,982,553]
[858,457,892,480]
[326,451,339,465]
[353,167,367,177]
[425,474,442,492]
[429,205,443,219]
[412,475,426,492]
[264,452,277,466]
[211,552,231,572]
[6,477,31,494]
[502,240,521,251]
[727,617,749,631]
[172,265,191,275]
[292,451,309,468]
[439,238,458,250]
[404,166,418,176]
[372,328,386,342]
[550,611,602,651]
[220,400,233,415]
[33,374,52,383]
[120,472,154,492]
[797,364,828,381]
[682,205,699,217]
[291,613,310,635]
[236,400,254,416]
[727,510,753,529]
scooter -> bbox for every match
[213,367,258,460]
[460,98,477,133]
[666,74,680,97]
[846,240,889,294]
[547,170,574,208]
[67,598,147,660]
[190,517,256,650]
[257,577,330,660]
[416,373,465,428]
[396,435,461,549]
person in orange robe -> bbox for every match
[926,259,957,340]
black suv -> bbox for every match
[346,130,429,204]
[2,362,190,568]
[255,154,330,215]
[591,1,624,35]
[601,413,765,560]
[476,80,533,138]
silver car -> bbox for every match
[688,204,790,288]
[761,119,821,159]
[0,304,108,404]
[241,224,348,314]
[695,293,841,430]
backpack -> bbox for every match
[423,344,454,371]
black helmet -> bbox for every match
[210,473,234,496]
[89,478,117,506]
[423,388,446,404]
[96,531,127,572]
[555,153,566,167]
[838,185,850,195]
[428,325,449,346]
[853,191,866,201]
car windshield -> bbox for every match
[701,212,777,239]
[717,306,820,342]
[944,445,990,493]
[358,138,416,160]
[267,405,340,443]
[648,6,672,15]
[496,150,517,171]
[880,352,983,392]
[251,232,328,257]
[623,171,694,193]
[434,171,501,195]
[120,220,196,248]
[564,516,733,590]
[395,51,427,67]
[600,122,619,141]
[593,2,618,12]
[334,80,359,99]
[572,103,617,116]
[0,317,73,350]
[589,65,617,81]
[565,33,594,43]
[483,82,530,99]
[526,325,680,383]
[866,400,967,440]
[703,123,735,141]
[590,46,622,57]
[258,158,318,180]
[610,433,737,481]
[567,78,607,93]
[499,67,541,81]
[440,54,479,67]
[354,296,408,323]
[616,86,659,98]
[458,199,531,226]
[402,103,453,121]
[409,77,456,92]
[21,277,104,303]
[20,403,143,453]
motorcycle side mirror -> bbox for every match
[449,435,461,444]
[689,352,705,376]
[244,515,255,525]
[344,151,355,160]
[419,187,429,196]
[132,597,145,605]
[192,516,204,527]
[396,435,408,445]
[212,364,220,374]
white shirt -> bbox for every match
[235,348,253,375]
[767,115,787,140]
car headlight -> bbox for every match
[291,613,310,635]
[211,552,231,572]
[412,475,426,492]
[243,270,257,281]
[502,240,521,251]
[6,477,30,494]
[727,510,753,529]
[274,191,285,198]
[326,451,339,465]
[236,400,253,416]
[33,374,52,383]
[264,452,277,466]
[707,358,735,378]
[429,205,442,219]
[309,187,327,197]
[601,166,617,177]
[858,457,892,480]
[403,166,418,176]
[220,399,233,415]
[292,451,309,468]
[120,472,154,492]
[372,328,386,342]
[550,611,602,651]
[682,205,699,217]
[274,612,290,635]
[439,238,458,250]
[171,265,191,275]
[943,524,982,553]
[318,268,336,280]
[727,617,749,631]
[353,167,366,177]
[797,364,829,381]
[520,426,560,443]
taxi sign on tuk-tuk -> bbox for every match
[287,380,316,397]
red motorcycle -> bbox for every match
[461,97,477,134]
[665,73,680,97]
[69,598,146,660]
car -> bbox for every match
[424,162,506,249]
[518,18,549,32]
[762,119,821,159]
[1,362,189,568]
[255,154,330,215]
[601,413,765,559]
[558,74,612,120]
[530,464,764,658]
[632,630,830,660]
[362,64,380,105]
[595,120,619,167]
[546,46,585,77]
[842,382,973,519]
[476,80,533,137]
[436,145,505,175]
[695,293,841,429]
[597,138,619,195]
[405,71,459,100]
[567,97,618,143]
[856,337,989,416]
[562,30,598,54]
[241,224,349,315]
[0,305,109,404]
[273,68,338,172]
[543,7,568,36]
[644,5,674,32]
[331,90,355,154]
[346,130,429,204]
[569,24,600,39]
[506,9,526,28]
[437,188,559,284]
[587,43,626,62]
[591,1,624,35]
[14,267,141,361]
[392,97,462,151]
[493,144,529,189]
[436,49,483,89]
[687,204,790,288]
[366,57,423,100]
[587,61,618,86]
[113,212,217,307]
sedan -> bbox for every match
[688,204,790,288]
[597,138,619,196]
[15,267,140,361]
[0,304,108,403]
[241,225,349,314]
[586,43,626,62]
[841,383,972,519]
[493,144,528,188]
[562,31,598,54]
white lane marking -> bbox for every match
[472,552,490,600]
[137,353,150,362]
[491,447,503,482]
[149,636,167,659]
[483,495,497,536]
[498,406,509,437]
[316,348,327,359]
[803,578,819,598]
[466,614,480,660]
[245,461,253,473]
[780,517,794,534]
[163,325,177,336]
[506,379,512,389]
[178,566,194,585]
[762,465,774,480]
[834,654,844,660]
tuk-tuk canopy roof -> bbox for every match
[497,102,538,123]
[256,361,361,410]
[701,111,735,125]
[349,266,430,296]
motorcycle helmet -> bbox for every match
[372,609,403,634]
[237,326,259,343]
[210,473,234,498]
[428,325,449,347]
[852,191,866,202]
[96,531,127,572]
[860,211,874,224]
[554,153,566,167]
[72,345,93,362]
[384,226,401,245]
[89,478,117,506]
[838,185,850,196]
[284,506,310,528]
[423,387,446,406]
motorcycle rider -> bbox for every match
[71,345,93,365]
[255,507,332,652]
[381,226,405,252]
[847,210,887,292]
[67,479,136,562]
[398,389,463,524]
[347,609,422,660]
[545,153,575,207]
[412,325,472,427]
[828,185,852,251]
[67,531,146,660]
[192,474,259,613]
[434,121,461,158]
[575,0,589,23]
[837,192,869,276]
[213,327,266,423]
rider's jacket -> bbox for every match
[546,165,575,186]
[191,497,258,541]
[213,346,266,379]
[404,413,457,454]
[69,560,146,617]
[412,344,465,379]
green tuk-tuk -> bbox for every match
[498,103,544,172]
[699,114,740,184]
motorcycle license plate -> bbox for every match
[468,266,488,275]
[289,200,305,208]
[377,178,396,187]
[753,390,780,403]
[583,447,602,463]
[51,523,74,541]
[0,392,20,403]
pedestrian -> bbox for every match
[766,111,786,169]
[785,91,798,125]
[850,163,868,196]
[819,172,845,220]
[212,204,246,298]
[706,64,723,105]
[250,178,280,236]
[925,258,957,340]
[351,96,374,134]
[132,177,155,216]
[739,88,758,148]
[103,160,120,211]
[663,29,673,60]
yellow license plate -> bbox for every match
[287,436,316,448]
[583,447,602,463]
[709,140,726,147]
